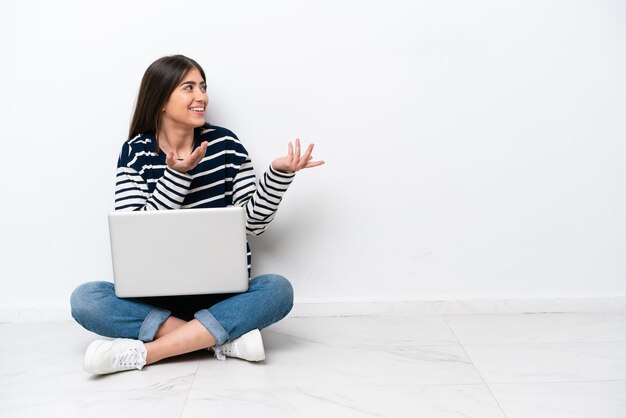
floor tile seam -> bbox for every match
[484,379,626,386]
[456,338,626,386]
[265,333,460,347]
[443,316,510,418]
[289,314,449,319]
[376,342,460,347]
[184,382,499,392]
[12,381,624,394]
[456,340,626,346]
[261,342,464,355]
[0,387,194,395]
[328,342,465,351]
[441,313,626,317]
[1,371,199,389]
[178,359,201,418]
[293,386,391,417]
[483,378,626,385]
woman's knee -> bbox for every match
[253,274,294,313]
[70,281,113,323]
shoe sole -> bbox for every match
[84,339,109,374]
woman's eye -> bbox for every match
[200,85,207,92]
[183,85,193,91]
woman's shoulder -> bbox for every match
[118,133,158,168]
[123,133,156,148]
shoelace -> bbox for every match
[114,347,145,368]
[213,342,238,361]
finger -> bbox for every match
[197,142,207,160]
[181,148,201,172]
[193,142,207,163]
[288,142,294,165]
[295,138,301,158]
[165,151,174,167]
[190,154,201,168]
[292,139,301,167]
[298,144,314,169]
[295,145,313,170]
[304,160,325,168]
[186,151,200,168]
[303,143,314,158]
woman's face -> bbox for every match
[161,67,208,131]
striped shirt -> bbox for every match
[115,124,295,273]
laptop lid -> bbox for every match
[109,207,249,297]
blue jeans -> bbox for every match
[70,274,293,346]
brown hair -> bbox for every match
[128,55,206,146]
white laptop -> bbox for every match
[109,207,249,297]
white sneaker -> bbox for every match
[213,329,265,362]
[84,338,147,375]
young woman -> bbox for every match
[70,55,324,375]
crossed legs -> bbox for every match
[145,317,215,364]
[70,274,294,371]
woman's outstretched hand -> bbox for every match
[165,141,208,173]
[271,139,325,173]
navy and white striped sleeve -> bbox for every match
[114,141,193,211]
[115,166,192,211]
[232,159,295,235]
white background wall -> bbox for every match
[1,0,625,317]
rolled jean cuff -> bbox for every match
[138,307,171,342]
[195,309,229,345]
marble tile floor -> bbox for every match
[1,313,626,418]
